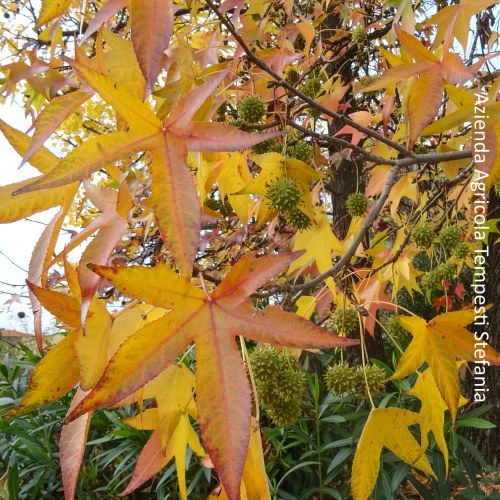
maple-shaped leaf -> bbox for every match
[407,369,449,473]
[0,119,78,224]
[5,330,79,418]
[67,252,357,499]
[120,364,201,499]
[422,0,498,52]
[363,26,484,147]
[13,66,280,275]
[122,413,205,499]
[351,408,435,500]
[288,206,343,297]
[392,310,500,423]
[129,0,173,90]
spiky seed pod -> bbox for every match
[435,261,457,282]
[266,179,302,214]
[346,193,368,217]
[351,25,367,44]
[203,197,221,212]
[353,365,387,399]
[325,363,357,395]
[383,315,408,340]
[453,241,470,260]
[251,137,281,155]
[300,78,321,98]
[237,95,266,124]
[414,143,430,155]
[420,270,441,292]
[274,369,305,399]
[411,224,435,249]
[495,180,500,196]
[360,75,376,88]
[249,347,304,426]
[285,67,300,85]
[439,225,461,250]
[249,347,281,381]
[266,398,302,427]
[306,106,322,119]
[290,140,313,162]
[284,209,312,231]
[330,307,359,335]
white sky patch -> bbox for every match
[0,102,66,333]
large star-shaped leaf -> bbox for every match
[13,63,280,276]
[67,252,357,499]
[351,408,435,500]
[392,310,500,423]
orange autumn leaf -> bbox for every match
[12,65,280,276]
[66,252,357,499]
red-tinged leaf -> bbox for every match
[80,0,130,43]
[165,69,229,128]
[5,331,79,418]
[60,389,91,500]
[219,302,359,349]
[27,282,82,328]
[68,314,195,418]
[407,66,443,148]
[362,61,436,92]
[212,251,303,306]
[180,122,282,152]
[120,431,165,496]
[12,130,155,195]
[21,89,93,168]
[28,207,72,354]
[433,294,454,312]
[129,0,174,90]
[442,51,475,85]
[196,322,252,500]
[77,182,131,325]
[68,254,357,498]
[151,138,201,276]
[122,412,205,499]
[454,282,466,300]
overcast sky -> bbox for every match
[0,102,59,332]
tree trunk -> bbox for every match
[321,9,386,364]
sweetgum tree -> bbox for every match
[0,0,499,498]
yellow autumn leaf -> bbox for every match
[351,407,435,500]
[143,363,197,449]
[5,331,80,418]
[122,413,205,500]
[289,206,343,295]
[407,369,449,473]
[36,0,72,28]
[393,310,500,423]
